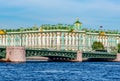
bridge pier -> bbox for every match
[6,46,26,62]
[113,53,120,62]
[72,51,82,62]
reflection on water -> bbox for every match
[0,61,120,81]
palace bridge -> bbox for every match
[0,46,117,62]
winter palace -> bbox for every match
[0,19,120,52]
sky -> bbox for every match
[0,0,120,30]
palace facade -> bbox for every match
[0,19,120,52]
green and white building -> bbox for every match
[0,19,120,52]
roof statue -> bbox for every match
[0,30,6,35]
[74,18,82,24]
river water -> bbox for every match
[0,61,120,81]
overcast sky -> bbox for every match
[0,0,120,30]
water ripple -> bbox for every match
[0,62,119,81]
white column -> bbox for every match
[22,35,24,46]
[57,33,60,50]
[69,34,71,50]
[48,33,51,48]
[39,33,42,48]
[4,35,6,46]
[1,35,3,46]
[72,34,75,50]
[32,34,34,47]
[26,34,28,47]
[88,35,91,47]
[29,34,32,47]
[35,34,38,48]
[55,33,57,48]
[24,35,26,47]
[65,34,68,50]
[79,34,81,50]
[105,36,107,47]
[82,34,85,51]
[76,34,78,51]
[2,35,5,46]
[46,33,48,48]
[101,36,103,45]
[0,36,1,46]
[25,34,27,47]
[42,33,45,48]
[117,37,119,44]
[11,35,13,46]
[44,33,47,48]
[53,33,56,49]
[38,33,40,48]
[108,36,110,48]
[34,34,36,48]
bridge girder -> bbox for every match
[26,49,77,59]
[83,52,116,59]
[0,47,6,58]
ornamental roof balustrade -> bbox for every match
[5,27,39,33]
[3,29,120,37]
[40,24,75,31]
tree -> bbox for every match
[20,27,24,32]
[118,43,120,53]
[110,46,118,53]
[92,41,105,50]
[16,29,20,32]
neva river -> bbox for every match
[0,62,120,81]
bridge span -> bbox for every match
[0,46,120,62]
